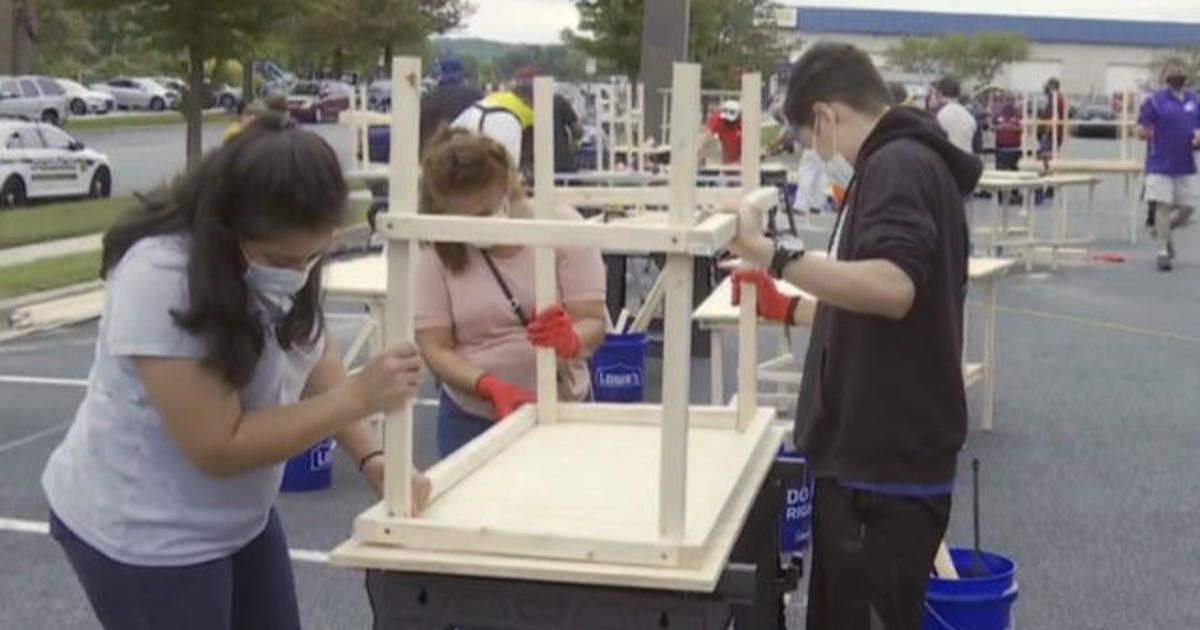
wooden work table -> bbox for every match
[692,256,1016,431]
[975,171,1101,271]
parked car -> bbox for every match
[367,79,391,111]
[0,120,112,207]
[214,84,243,109]
[0,76,70,125]
[150,76,185,94]
[55,78,115,115]
[286,80,353,123]
[1070,100,1119,138]
[90,77,176,111]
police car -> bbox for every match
[0,119,112,207]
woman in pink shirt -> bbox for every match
[415,127,608,456]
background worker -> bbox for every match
[700,99,743,165]
[728,42,981,630]
[1037,78,1067,168]
[419,55,483,152]
[930,75,977,156]
[414,127,607,456]
[41,115,427,630]
[1138,59,1200,271]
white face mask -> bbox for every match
[244,254,320,316]
[815,111,855,189]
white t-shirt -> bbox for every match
[936,101,977,156]
[41,234,325,566]
[452,104,523,166]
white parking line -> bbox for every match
[0,375,88,387]
[0,423,69,454]
[0,516,332,564]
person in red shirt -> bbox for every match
[701,100,743,164]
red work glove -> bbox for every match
[731,268,798,323]
[525,304,581,359]
[474,373,535,421]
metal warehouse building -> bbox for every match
[772,2,1200,95]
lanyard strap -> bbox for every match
[479,250,530,327]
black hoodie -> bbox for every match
[794,106,983,486]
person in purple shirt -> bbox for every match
[1138,59,1200,271]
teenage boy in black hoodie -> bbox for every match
[728,42,982,630]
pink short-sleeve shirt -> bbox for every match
[415,205,606,419]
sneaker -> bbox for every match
[1157,251,1173,271]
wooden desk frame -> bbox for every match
[334,58,783,591]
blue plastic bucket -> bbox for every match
[589,332,648,402]
[776,444,814,555]
[924,548,1019,630]
[281,438,334,492]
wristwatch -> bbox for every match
[768,237,805,279]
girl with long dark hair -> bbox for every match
[41,114,427,630]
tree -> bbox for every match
[280,0,472,80]
[32,0,98,78]
[568,0,786,88]
[69,0,292,165]
[885,31,1030,86]
[568,0,643,78]
[884,36,943,76]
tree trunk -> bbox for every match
[242,57,254,102]
[332,49,345,79]
[185,45,205,168]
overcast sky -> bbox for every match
[446,0,1200,45]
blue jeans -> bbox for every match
[436,389,493,458]
[49,508,300,630]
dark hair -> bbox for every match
[784,42,893,129]
[101,113,348,387]
[420,125,517,273]
[1045,78,1060,90]
[936,76,962,99]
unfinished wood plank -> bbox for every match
[629,271,666,333]
[739,73,761,194]
[330,424,785,592]
[380,214,730,256]
[381,55,421,518]
[557,402,739,430]
[737,282,757,430]
[357,512,680,567]
[424,405,537,502]
[659,61,702,541]
[533,76,558,424]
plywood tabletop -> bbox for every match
[323,254,387,298]
[332,422,786,593]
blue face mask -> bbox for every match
[244,255,320,316]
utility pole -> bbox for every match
[638,0,689,144]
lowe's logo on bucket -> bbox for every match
[309,441,332,472]
[596,362,642,388]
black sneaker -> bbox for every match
[1157,252,1173,271]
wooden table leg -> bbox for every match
[710,328,724,405]
[982,277,998,432]
[1024,189,1035,272]
[1126,172,1138,246]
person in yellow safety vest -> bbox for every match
[451,84,535,176]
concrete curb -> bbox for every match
[0,280,103,315]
